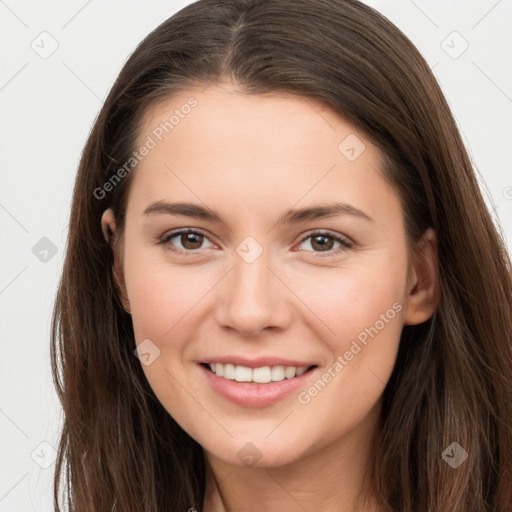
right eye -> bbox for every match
[158,228,216,255]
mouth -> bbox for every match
[198,362,319,408]
[200,362,318,384]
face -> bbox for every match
[102,83,437,469]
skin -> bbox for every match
[101,83,439,512]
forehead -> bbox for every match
[128,84,398,228]
[138,84,370,163]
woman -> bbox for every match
[50,0,512,510]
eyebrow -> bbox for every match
[143,201,374,225]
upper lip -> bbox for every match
[200,356,318,369]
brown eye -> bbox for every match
[159,229,215,255]
[310,234,335,251]
[297,230,352,255]
[180,232,204,250]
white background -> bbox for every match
[1,1,511,510]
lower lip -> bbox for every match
[198,364,318,408]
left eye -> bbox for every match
[296,231,352,254]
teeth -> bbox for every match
[234,365,252,382]
[296,366,307,376]
[224,363,235,380]
[271,366,285,381]
[207,363,311,383]
[253,366,272,383]
[284,366,296,379]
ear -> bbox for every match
[403,227,439,326]
[101,208,131,314]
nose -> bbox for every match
[215,249,293,337]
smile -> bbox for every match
[198,362,319,408]
[204,362,314,383]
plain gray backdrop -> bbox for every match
[1,1,511,510]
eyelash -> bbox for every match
[157,228,353,257]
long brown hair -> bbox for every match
[50,0,512,510]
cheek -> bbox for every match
[290,255,407,351]
[287,254,406,407]
[287,270,404,448]
[124,246,213,342]
[123,250,211,427]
